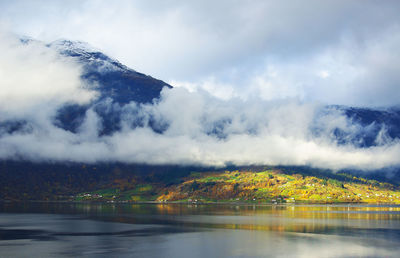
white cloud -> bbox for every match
[0,30,96,119]
[1,83,400,171]
[183,27,400,107]
[170,77,237,100]
[318,71,330,79]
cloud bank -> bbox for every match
[2,84,400,171]
[0,32,399,172]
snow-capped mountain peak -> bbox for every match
[49,39,101,53]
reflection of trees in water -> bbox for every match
[1,202,400,236]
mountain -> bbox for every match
[1,39,400,200]
[2,163,399,203]
[51,41,400,144]
[0,39,172,136]
[4,39,400,144]
[49,40,172,135]
[334,106,400,147]
[50,39,172,104]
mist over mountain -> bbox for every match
[0,35,400,174]
[49,39,172,135]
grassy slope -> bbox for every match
[78,169,400,204]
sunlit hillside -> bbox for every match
[77,169,400,204]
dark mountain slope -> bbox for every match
[331,106,400,147]
[49,40,172,135]
[50,40,172,104]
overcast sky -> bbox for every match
[1,0,400,107]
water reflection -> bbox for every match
[1,202,400,257]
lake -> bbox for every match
[0,202,399,257]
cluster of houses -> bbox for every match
[80,193,103,198]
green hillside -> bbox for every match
[77,169,400,204]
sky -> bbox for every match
[1,1,400,171]
[1,0,400,107]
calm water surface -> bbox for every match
[0,202,399,257]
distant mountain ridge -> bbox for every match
[330,106,400,148]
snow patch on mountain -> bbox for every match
[48,39,131,73]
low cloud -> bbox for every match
[2,83,400,171]
[0,30,96,120]
[1,32,400,172]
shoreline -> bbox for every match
[1,199,400,206]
